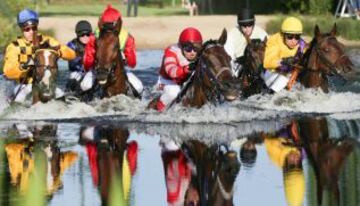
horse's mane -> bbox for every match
[300,33,333,68]
[201,39,220,52]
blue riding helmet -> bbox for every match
[17,9,39,27]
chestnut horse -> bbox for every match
[238,38,267,98]
[32,41,60,104]
[298,24,353,92]
[182,140,240,206]
[297,117,354,205]
[95,19,134,98]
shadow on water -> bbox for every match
[0,117,359,205]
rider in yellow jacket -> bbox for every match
[263,17,307,92]
[3,9,75,103]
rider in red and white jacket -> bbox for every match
[156,27,203,112]
[81,5,143,94]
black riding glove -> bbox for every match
[188,62,197,71]
[281,57,296,67]
[235,56,245,65]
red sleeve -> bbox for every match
[163,48,190,82]
[83,34,96,71]
[124,34,136,68]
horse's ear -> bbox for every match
[218,28,227,45]
[314,25,321,38]
[114,18,122,34]
[98,18,104,31]
[330,23,337,36]
[263,36,267,44]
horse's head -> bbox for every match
[309,24,353,75]
[244,38,266,76]
[198,29,239,101]
[95,19,123,85]
[33,41,59,102]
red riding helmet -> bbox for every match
[178,27,203,45]
[100,5,122,23]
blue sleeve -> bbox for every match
[67,41,83,72]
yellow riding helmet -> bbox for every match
[281,17,303,34]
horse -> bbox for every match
[182,140,240,206]
[32,41,60,104]
[94,19,132,98]
[298,24,353,92]
[297,117,354,205]
[237,38,267,98]
[148,29,239,110]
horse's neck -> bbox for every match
[210,177,234,206]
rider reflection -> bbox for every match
[79,125,138,205]
[4,123,78,196]
[262,121,305,206]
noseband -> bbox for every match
[198,43,233,103]
[314,36,347,75]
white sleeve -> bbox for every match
[224,29,236,61]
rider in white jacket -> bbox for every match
[224,8,267,77]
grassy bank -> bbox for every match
[266,15,360,41]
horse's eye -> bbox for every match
[323,47,330,53]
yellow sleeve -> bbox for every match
[47,36,76,61]
[3,43,26,81]
[263,35,281,72]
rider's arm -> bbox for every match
[123,34,137,68]
[83,34,96,71]
[163,48,190,81]
[3,43,25,81]
[66,41,83,72]
[223,28,236,61]
[263,34,282,72]
[48,36,76,61]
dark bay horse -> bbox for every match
[148,29,239,110]
[95,19,132,98]
[297,117,354,205]
[238,38,267,98]
[298,24,353,92]
[32,41,60,104]
[182,140,240,206]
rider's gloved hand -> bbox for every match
[235,56,245,65]
[281,57,295,67]
[188,62,197,71]
[20,58,35,71]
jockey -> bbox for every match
[262,17,307,92]
[3,9,75,103]
[156,27,203,112]
[83,5,143,95]
[66,20,94,93]
[224,8,267,77]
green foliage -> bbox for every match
[308,0,332,15]
[266,15,360,41]
[282,0,308,14]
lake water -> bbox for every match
[0,49,360,206]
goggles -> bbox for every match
[284,34,301,40]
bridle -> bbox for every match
[33,49,59,83]
[312,36,347,76]
[198,42,233,104]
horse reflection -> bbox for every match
[161,139,240,206]
[79,125,138,205]
[4,124,78,196]
[298,117,354,205]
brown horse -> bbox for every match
[94,19,130,98]
[182,140,240,206]
[298,24,353,92]
[297,117,354,205]
[32,41,60,104]
[238,38,267,98]
[149,29,239,110]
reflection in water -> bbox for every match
[298,117,356,206]
[161,137,240,206]
[79,125,138,206]
[0,117,359,205]
[3,123,78,201]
